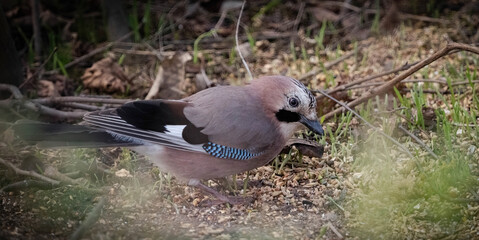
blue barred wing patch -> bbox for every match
[202,142,262,160]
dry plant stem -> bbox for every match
[28,102,87,119]
[299,49,359,81]
[317,61,418,100]
[347,79,479,90]
[58,102,104,111]
[0,157,60,186]
[322,42,479,120]
[236,0,253,81]
[69,197,106,240]
[398,125,438,159]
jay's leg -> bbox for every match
[188,179,250,205]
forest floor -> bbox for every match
[1,1,479,239]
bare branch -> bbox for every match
[317,61,418,99]
[0,157,60,186]
[398,125,438,159]
[0,84,88,119]
[321,42,479,120]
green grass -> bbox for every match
[344,69,479,238]
[129,0,141,42]
[193,29,216,64]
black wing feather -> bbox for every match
[113,100,208,144]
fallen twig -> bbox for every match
[44,165,85,185]
[317,61,418,99]
[345,79,479,90]
[0,157,60,186]
[32,96,131,105]
[57,102,104,111]
[321,42,479,120]
[398,125,438,159]
[0,179,55,192]
[0,84,88,119]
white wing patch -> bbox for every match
[83,112,203,152]
[165,125,186,137]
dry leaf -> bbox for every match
[37,80,58,97]
[115,169,132,178]
[81,57,128,93]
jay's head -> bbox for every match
[252,76,324,137]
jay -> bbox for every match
[14,76,324,204]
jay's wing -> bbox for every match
[83,100,206,152]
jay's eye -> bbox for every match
[288,97,299,108]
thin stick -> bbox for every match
[322,42,479,120]
[0,158,60,186]
[317,61,417,100]
[398,125,438,159]
[236,0,253,81]
[57,102,104,111]
[0,84,88,119]
[0,179,55,192]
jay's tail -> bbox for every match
[12,120,137,148]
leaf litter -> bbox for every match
[1,1,479,239]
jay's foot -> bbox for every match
[194,182,253,205]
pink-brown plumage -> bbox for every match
[14,75,323,204]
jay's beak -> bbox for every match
[300,115,324,136]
